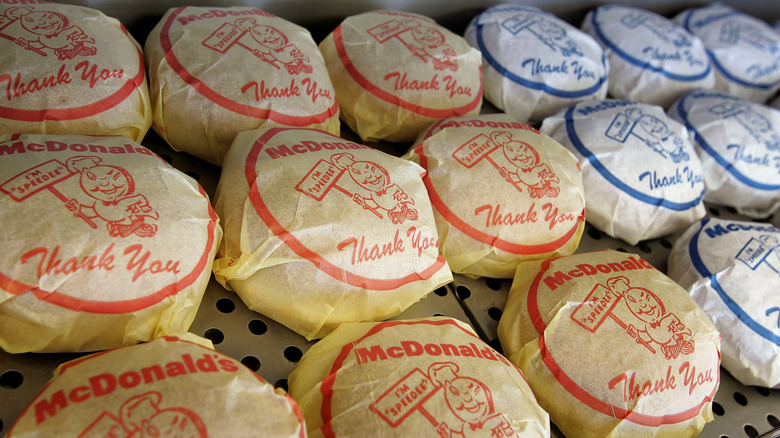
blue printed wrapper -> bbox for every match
[464,4,608,124]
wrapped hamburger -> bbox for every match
[668,218,780,388]
[288,317,549,437]
[498,250,721,438]
[0,2,151,142]
[319,10,482,143]
[5,335,306,437]
[464,4,608,124]
[0,134,221,353]
[674,4,780,103]
[404,113,586,278]
[582,4,714,108]
[540,99,706,245]
[212,127,452,340]
[668,89,780,218]
[145,7,340,166]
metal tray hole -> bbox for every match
[658,238,672,249]
[587,227,602,240]
[434,287,448,297]
[709,206,721,217]
[248,319,268,335]
[284,346,303,363]
[755,387,770,397]
[488,307,502,321]
[275,379,288,392]
[743,424,758,438]
[216,297,235,313]
[734,391,749,406]
[455,285,471,300]
[713,401,725,416]
[485,278,502,291]
[768,414,779,427]
[204,328,224,345]
[0,370,23,390]
[637,242,652,253]
[241,356,261,372]
[488,339,503,355]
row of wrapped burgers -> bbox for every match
[1,1,778,437]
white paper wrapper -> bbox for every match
[404,113,586,278]
[213,128,452,340]
[668,218,780,388]
[319,10,482,143]
[5,336,306,437]
[668,89,780,218]
[0,3,151,142]
[540,99,706,245]
[674,4,780,103]
[498,250,721,438]
[582,4,714,109]
[463,4,608,124]
[289,317,549,438]
[0,134,221,353]
[145,7,340,166]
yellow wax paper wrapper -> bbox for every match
[6,336,306,437]
[0,134,221,353]
[0,3,151,142]
[404,113,586,278]
[319,10,482,143]
[213,127,452,340]
[145,6,340,166]
[289,317,549,437]
[498,250,721,438]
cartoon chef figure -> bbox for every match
[529,15,582,57]
[719,20,779,54]
[708,101,780,152]
[624,108,689,163]
[234,18,312,75]
[64,156,159,238]
[757,234,780,275]
[428,362,518,438]
[493,131,560,198]
[403,20,458,71]
[620,12,691,48]
[332,152,418,224]
[81,391,207,438]
[606,276,695,360]
[4,6,96,59]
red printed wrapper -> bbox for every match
[0,134,221,353]
[319,10,482,143]
[404,114,586,278]
[0,3,151,142]
[6,335,306,437]
[145,7,340,166]
[498,250,721,438]
[212,128,452,340]
[288,317,549,438]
